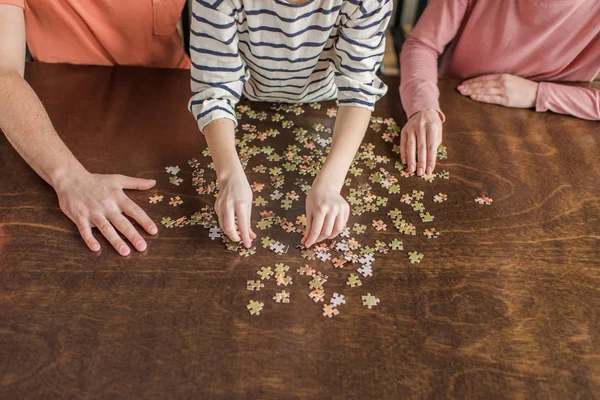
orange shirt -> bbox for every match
[1,0,190,69]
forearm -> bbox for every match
[536,82,600,121]
[203,118,244,180]
[400,39,444,120]
[314,106,371,191]
[0,69,87,188]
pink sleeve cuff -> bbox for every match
[535,82,550,113]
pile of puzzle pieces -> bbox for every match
[147,101,476,318]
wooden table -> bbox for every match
[1,63,599,399]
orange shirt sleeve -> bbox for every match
[0,1,24,8]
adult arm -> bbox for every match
[537,82,600,121]
[399,0,468,175]
[0,4,158,255]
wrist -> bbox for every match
[50,164,89,192]
[313,168,345,193]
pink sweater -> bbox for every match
[400,0,600,121]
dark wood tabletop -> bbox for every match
[1,63,599,399]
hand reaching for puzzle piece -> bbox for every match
[302,182,349,248]
[213,170,256,248]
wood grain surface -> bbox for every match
[0,63,599,399]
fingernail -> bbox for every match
[426,167,432,174]
[409,163,415,172]
[91,243,100,251]
[137,241,147,251]
[417,168,424,176]
[120,246,130,256]
[149,225,158,234]
[457,85,464,90]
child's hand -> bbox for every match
[400,109,443,176]
[302,182,350,248]
[214,171,256,248]
[458,74,539,109]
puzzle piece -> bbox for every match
[169,196,183,207]
[346,273,362,288]
[423,228,439,239]
[309,289,325,303]
[420,212,434,222]
[389,238,404,250]
[475,194,493,205]
[276,274,293,286]
[281,198,293,210]
[160,217,175,228]
[361,293,380,309]
[330,293,346,307]
[297,265,316,276]
[352,223,367,234]
[274,263,290,275]
[169,176,183,186]
[273,290,290,303]
[372,220,387,231]
[411,202,425,212]
[357,265,373,278]
[322,304,340,318]
[253,196,267,207]
[165,166,180,175]
[433,193,447,203]
[412,190,424,200]
[149,194,163,204]
[246,280,264,291]
[408,251,424,264]
[247,300,264,315]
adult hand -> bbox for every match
[458,74,539,109]
[400,109,443,176]
[214,170,256,248]
[302,181,349,248]
[55,171,158,256]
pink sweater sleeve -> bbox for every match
[536,82,600,121]
[400,0,469,120]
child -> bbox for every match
[189,0,393,248]
[400,0,600,177]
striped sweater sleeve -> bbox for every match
[189,0,248,132]
[332,0,393,110]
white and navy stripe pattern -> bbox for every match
[189,0,392,132]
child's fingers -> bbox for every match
[235,204,252,248]
[328,212,346,239]
[305,212,325,248]
[220,206,241,243]
[317,213,336,243]
[406,130,417,174]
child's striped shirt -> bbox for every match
[189,0,393,132]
